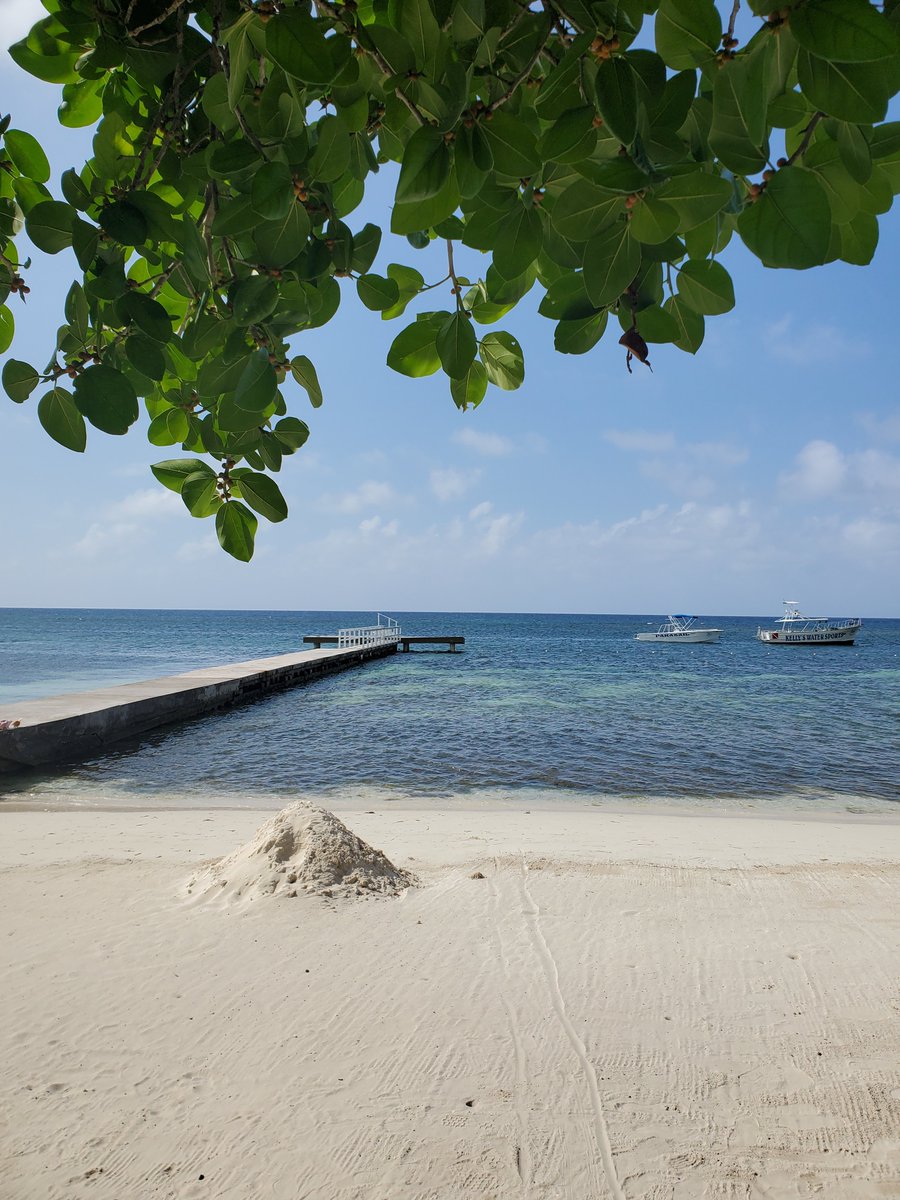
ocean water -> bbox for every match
[1,607,898,813]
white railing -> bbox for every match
[337,613,401,649]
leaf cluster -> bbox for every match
[1,0,899,556]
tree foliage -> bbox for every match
[1,0,899,558]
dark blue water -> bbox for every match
[1,608,898,812]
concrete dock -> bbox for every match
[0,643,396,770]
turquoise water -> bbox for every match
[1,608,898,812]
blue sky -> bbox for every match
[2,0,899,616]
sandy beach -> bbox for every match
[1,803,898,1199]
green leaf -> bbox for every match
[623,303,680,344]
[594,58,638,146]
[387,316,444,377]
[582,222,640,306]
[436,311,477,379]
[629,196,679,244]
[838,210,878,264]
[554,310,608,354]
[273,416,310,450]
[224,12,256,108]
[25,200,75,253]
[252,201,311,269]
[234,351,278,415]
[238,472,288,523]
[121,292,173,342]
[574,158,649,194]
[655,171,733,230]
[3,130,51,182]
[655,0,721,70]
[391,169,460,235]
[675,259,735,315]
[350,223,382,273]
[125,335,166,381]
[8,39,79,85]
[2,358,40,403]
[197,355,247,399]
[357,273,401,311]
[710,54,769,176]
[768,90,809,129]
[836,122,872,184]
[266,8,336,85]
[216,500,258,562]
[450,361,488,410]
[479,330,524,390]
[664,295,705,353]
[38,387,86,452]
[396,126,451,203]
[551,181,625,240]
[309,116,351,183]
[797,51,892,124]
[493,203,542,280]
[789,0,898,64]
[290,356,323,407]
[152,458,215,492]
[0,305,13,355]
[536,107,597,165]
[231,275,278,325]
[538,273,598,321]
[738,167,832,268]
[181,471,222,518]
[251,160,294,221]
[72,366,138,435]
[148,408,190,446]
[99,200,147,246]
[481,112,540,178]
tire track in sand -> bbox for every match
[519,855,625,1200]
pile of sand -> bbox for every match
[186,802,417,903]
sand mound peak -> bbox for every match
[187,803,417,903]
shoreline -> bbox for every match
[2,803,898,1198]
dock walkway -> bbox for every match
[304,635,465,652]
[0,643,395,769]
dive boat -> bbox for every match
[635,615,723,643]
[756,602,861,645]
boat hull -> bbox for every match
[635,630,722,643]
[757,627,858,645]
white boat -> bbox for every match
[635,615,723,643]
[756,602,861,645]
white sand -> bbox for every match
[1,804,898,1199]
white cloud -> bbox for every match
[469,501,493,520]
[115,488,182,518]
[317,480,400,515]
[640,459,716,500]
[453,428,514,457]
[478,512,523,556]
[780,440,848,499]
[605,430,677,454]
[176,537,218,563]
[430,467,480,502]
[853,449,900,497]
[73,522,138,559]
[605,429,747,500]
[765,315,870,366]
[859,412,900,443]
[358,515,398,536]
[70,488,181,559]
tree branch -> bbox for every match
[786,111,824,166]
[312,0,429,126]
[487,15,553,113]
[128,0,188,39]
